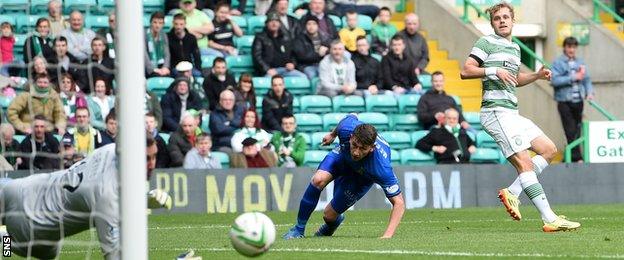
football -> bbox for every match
[229,212,276,257]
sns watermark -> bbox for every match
[2,236,10,257]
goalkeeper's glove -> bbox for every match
[147,189,172,210]
[176,249,202,260]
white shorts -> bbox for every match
[480,110,544,158]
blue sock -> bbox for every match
[326,214,345,229]
[295,183,322,232]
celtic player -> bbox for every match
[460,2,580,232]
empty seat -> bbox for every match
[15,15,41,34]
[400,149,435,165]
[476,130,497,148]
[143,0,163,14]
[390,149,401,165]
[97,0,115,14]
[322,113,348,131]
[329,15,342,28]
[212,151,231,168]
[300,132,312,149]
[255,96,263,113]
[410,130,429,147]
[332,95,365,113]
[365,95,398,113]
[390,114,421,131]
[470,148,501,164]
[159,133,171,145]
[398,94,420,113]
[418,74,432,89]
[252,77,271,96]
[234,35,254,54]
[358,112,389,131]
[201,114,210,133]
[300,95,332,113]
[86,15,109,31]
[294,113,323,132]
[201,55,217,69]
[147,77,174,96]
[0,15,16,26]
[0,0,29,13]
[292,96,300,113]
[379,131,412,150]
[230,16,248,32]
[304,150,329,168]
[312,132,338,150]
[226,55,254,75]
[247,15,266,34]
[284,76,311,95]
[64,0,98,13]
[463,112,481,130]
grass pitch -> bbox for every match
[15,204,624,259]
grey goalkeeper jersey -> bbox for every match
[3,144,120,259]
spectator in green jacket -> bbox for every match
[270,114,306,167]
[371,7,397,56]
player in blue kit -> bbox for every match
[283,114,405,239]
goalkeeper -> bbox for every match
[0,136,171,259]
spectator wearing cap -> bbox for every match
[168,14,202,77]
[61,11,96,62]
[98,110,117,147]
[230,137,277,168]
[270,114,306,167]
[551,36,594,162]
[60,134,81,169]
[262,75,294,132]
[145,12,171,77]
[146,112,170,168]
[351,36,382,97]
[209,89,244,153]
[8,74,66,135]
[202,57,237,111]
[96,12,117,59]
[168,111,200,167]
[178,0,215,56]
[171,61,206,107]
[293,15,331,80]
[205,2,244,58]
[231,109,271,153]
[0,124,22,168]
[317,40,357,97]
[69,107,104,157]
[274,0,302,40]
[183,133,222,169]
[161,78,203,132]
[252,13,306,78]
[300,0,338,39]
[18,115,61,170]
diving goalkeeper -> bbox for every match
[0,136,171,259]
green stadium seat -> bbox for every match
[252,77,271,96]
[212,151,231,168]
[201,55,217,69]
[300,132,312,149]
[332,95,365,113]
[294,113,323,132]
[86,15,109,31]
[0,0,29,13]
[322,113,348,131]
[312,132,338,150]
[400,149,435,165]
[390,149,401,165]
[390,114,421,131]
[247,15,266,34]
[30,0,50,14]
[304,150,329,168]
[310,77,319,93]
[418,74,432,89]
[0,15,15,27]
[329,15,342,28]
[54,134,62,142]
[476,130,497,149]
[195,77,204,86]
[16,15,41,34]
[14,135,26,143]
[365,95,398,113]
[255,96,263,113]
[452,95,462,109]
[232,0,255,14]
[410,130,429,147]
[371,53,382,62]
[143,0,163,14]
[13,34,28,55]
[147,77,174,97]
[0,96,12,110]
[226,55,254,75]
[97,0,115,14]
[463,112,481,130]
[64,0,98,13]
[470,148,501,164]
[398,94,421,113]
[292,96,300,113]
[234,35,254,54]
[341,15,373,32]
[380,131,412,149]
[358,112,389,131]
[467,130,476,142]
[300,95,332,113]
[159,133,171,145]
[284,76,311,95]
[201,114,210,133]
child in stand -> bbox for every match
[371,7,398,56]
[338,11,366,57]
[0,22,16,77]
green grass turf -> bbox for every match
[11,204,624,259]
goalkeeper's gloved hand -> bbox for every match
[147,189,172,210]
[176,249,202,260]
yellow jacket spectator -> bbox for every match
[338,11,366,52]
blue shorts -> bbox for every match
[318,151,373,214]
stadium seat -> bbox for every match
[341,15,373,32]
[371,53,382,62]
[201,55,217,69]
[234,35,254,54]
[358,112,390,131]
[232,0,255,14]
[64,0,98,13]
[390,149,401,165]
[247,15,266,34]
[300,95,332,113]
[310,77,319,93]
[463,112,481,130]
[15,15,41,34]
[230,16,248,32]
[86,15,109,31]
[97,0,115,14]
[304,150,329,168]
[476,130,498,149]
[390,114,421,131]
[365,95,398,113]
[143,0,163,14]
[294,113,323,132]
[418,74,432,89]
[380,131,412,149]
[322,113,348,131]
[300,132,312,149]
[0,0,29,13]
[252,77,271,96]
[398,94,421,113]
[0,96,12,110]
[400,149,435,165]
[292,96,300,113]
[195,77,204,86]
[212,151,231,168]
[159,133,171,145]
[14,135,26,143]
[452,95,462,109]
[0,15,15,28]
[201,114,210,133]
[410,130,429,147]
[13,34,28,56]
[226,55,254,76]
[470,148,501,164]
[329,15,342,28]
[312,131,338,150]
[332,95,365,113]
[284,76,311,95]
[147,77,174,97]
[255,96,263,113]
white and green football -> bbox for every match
[229,212,276,257]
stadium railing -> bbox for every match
[592,0,624,23]
[564,101,618,163]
